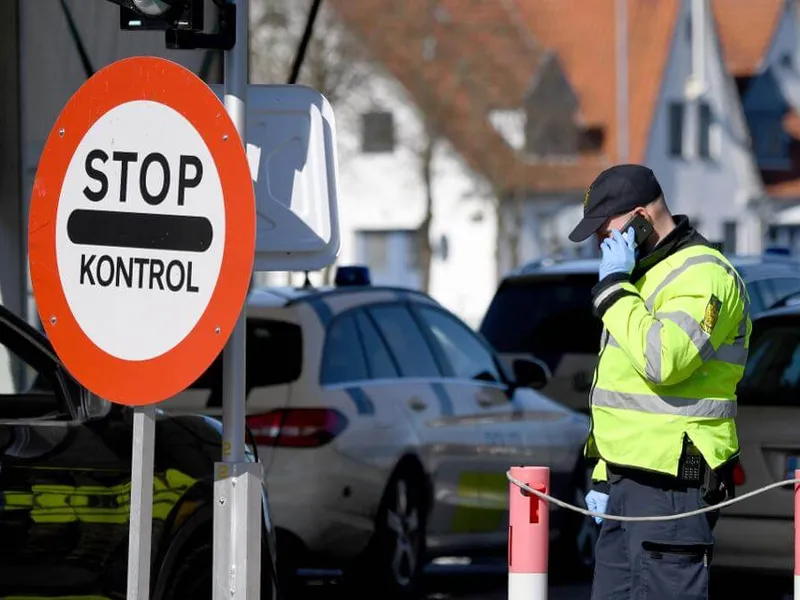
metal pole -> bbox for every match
[615,0,629,163]
[126,405,156,600]
[221,0,247,482]
[215,1,262,599]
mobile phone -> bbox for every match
[620,214,654,247]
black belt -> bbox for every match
[607,443,736,505]
[607,443,708,489]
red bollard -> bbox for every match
[795,469,799,598]
[508,466,549,600]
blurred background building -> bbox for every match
[3,0,800,329]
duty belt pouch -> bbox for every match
[702,458,737,506]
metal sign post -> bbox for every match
[127,406,157,600]
[214,0,264,599]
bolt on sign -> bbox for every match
[28,56,255,406]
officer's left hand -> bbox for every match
[599,227,636,280]
[585,490,608,525]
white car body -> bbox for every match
[162,282,593,576]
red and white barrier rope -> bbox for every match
[506,467,800,600]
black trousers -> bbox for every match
[590,468,719,600]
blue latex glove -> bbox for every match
[599,227,636,280]
[585,489,608,525]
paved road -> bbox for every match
[295,562,795,600]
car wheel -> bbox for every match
[163,539,275,600]
[348,465,427,599]
[164,541,213,600]
[551,462,597,582]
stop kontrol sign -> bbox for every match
[29,56,255,405]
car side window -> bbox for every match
[0,340,62,420]
[368,304,440,378]
[416,306,502,383]
[758,278,800,310]
[321,313,369,385]
[737,323,800,406]
[354,311,399,379]
[745,281,766,315]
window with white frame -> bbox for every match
[698,102,713,159]
[361,111,395,154]
[668,100,718,159]
[355,229,421,287]
[749,110,790,168]
[358,230,390,270]
[668,102,684,157]
[723,221,738,254]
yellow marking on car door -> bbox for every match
[450,471,508,533]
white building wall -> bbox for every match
[268,59,499,327]
[644,0,766,254]
[338,72,498,327]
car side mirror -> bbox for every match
[512,357,551,390]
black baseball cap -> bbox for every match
[569,164,663,243]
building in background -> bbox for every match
[5,1,800,332]
[290,0,800,326]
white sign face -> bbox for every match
[55,100,225,361]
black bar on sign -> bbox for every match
[67,209,213,253]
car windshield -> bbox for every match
[479,274,602,372]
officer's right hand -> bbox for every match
[585,489,609,525]
[598,227,636,280]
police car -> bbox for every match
[165,266,594,597]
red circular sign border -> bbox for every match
[28,56,255,406]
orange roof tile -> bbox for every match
[713,0,784,77]
[329,0,604,194]
[712,0,800,199]
[333,1,800,197]
[512,0,679,163]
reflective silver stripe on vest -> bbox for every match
[592,388,737,418]
[594,282,625,311]
[644,251,750,359]
[613,326,746,371]
[659,310,715,359]
[714,338,748,366]
[645,311,714,383]
[645,321,663,381]
[645,253,749,320]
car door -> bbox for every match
[411,303,550,544]
[710,314,800,567]
[363,302,482,542]
[731,316,800,524]
[0,310,133,597]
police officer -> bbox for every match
[568,164,750,600]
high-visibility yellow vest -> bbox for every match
[586,244,751,479]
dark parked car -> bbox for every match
[479,252,800,413]
[709,303,800,573]
[0,303,277,599]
